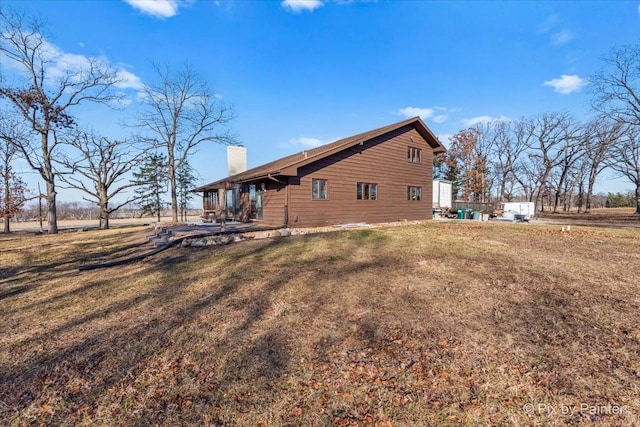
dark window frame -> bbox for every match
[407,186,422,201]
[407,146,422,163]
[356,182,378,201]
[312,178,328,200]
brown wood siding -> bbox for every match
[261,181,287,226]
[287,125,434,227]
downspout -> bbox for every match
[285,183,289,227]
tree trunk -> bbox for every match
[536,171,550,213]
[636,183,640,215]
[170,180,178,222]
[46,179,58,234]
[156,188,161,223]
[3,179,9,233]
[537,190,545,212]
[553,191,561,213]
[98,192,110,230]
[554,166,570,213]
[99,206,109,229]
[577,182,584,213]
[99,214,109,229]
[585,165,598,214]
[168,156,178,222]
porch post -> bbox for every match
[219,187,226,230]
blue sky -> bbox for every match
[4,0,640,201]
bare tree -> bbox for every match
[573,155,590,213]
[581,118,625,212]
[0,8,122,233]
[526,112,578,212]
[590,45,640,213]
[135,64,234,222]
[55,131,145,229]
[472,124,495,202]
[607,126,640,214]
[487,119,529,202]
[0,115,29,233]
[591,45,640,127]
[515,151,545,204]
[551,133,584,213]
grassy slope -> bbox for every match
[1,222,640,426]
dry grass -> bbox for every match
[1,221,640,426]
[537,207,640,227]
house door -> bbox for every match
[249,185,264,220]
[255,191,263,220]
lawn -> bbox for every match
[1,221,639,426]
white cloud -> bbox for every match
[552,30,575,46]
[45,46,144,93]
[543,74,588,94]
[461,115,510,127]
[537,14,575,46]
[4,37,146,101]
[433,115,448,123]
[114,68,146,91]
[281,136,339,149]
[124,0,180,18]
[396,107,434,120]
[290,137,325,148]
[45,50,97,83]
[281,0,324,13]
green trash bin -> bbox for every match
[457,209,465,219]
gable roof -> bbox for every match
[193,116,445,191]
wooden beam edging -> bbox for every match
[77,225,284,271]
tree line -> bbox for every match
[437,113,627,213]
[0,8,234,233]
[438,45,640,215]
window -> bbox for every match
[357,182,377,200]
[407,146,421,163]
[312,178,327,199]
[408,186,421,201]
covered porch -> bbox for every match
[194,182,266,224]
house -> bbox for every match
[192,116,446,227]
